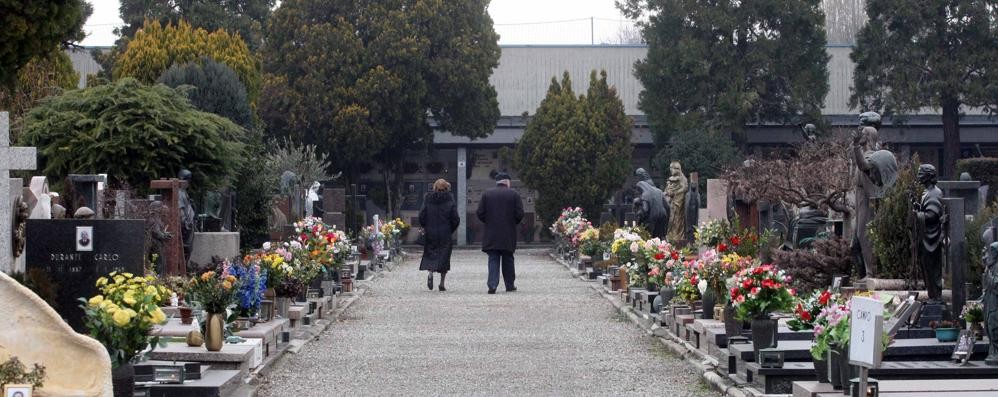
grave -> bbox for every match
[322,187,347,228]
[0,111,37,274]
[148,339,262,374]
[134,361,242,397]
[66,174,107,216]
[938,179,983,217]
[189,232,240,267]
[24,218,146,330]
[705,179,730,223]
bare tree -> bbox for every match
[613,23,644,45]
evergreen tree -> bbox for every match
[0,50,78,141]
[850,0,997,177]
[514,71,633,225]
[116,0,274,51]
[158,58,253,129]
[262,0,500,216]
[618,0,830,145]
[0,0,90,85]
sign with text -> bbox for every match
[25,219,146,331]
[849,296,885,368]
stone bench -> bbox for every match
[795,377,998,397]
[754,360,998,394]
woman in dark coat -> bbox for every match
[419,179,460,291]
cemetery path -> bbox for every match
[257,248,718,396]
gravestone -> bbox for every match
[322,188,347,228]
[0,112,37,273]
[151,178,188,275]
[706,179,730,223]
[23,176,51,219]
[66,174,106,217]
[938,180,982,217]
[24,219,146,331]
[945,197,967,320]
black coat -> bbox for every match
[419,192,460,273]
[476,185,524,253]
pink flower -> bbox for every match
[630,242,640,253]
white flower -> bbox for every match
[290,241,302,250]
[697,279,708,294]
[262,242,272,250]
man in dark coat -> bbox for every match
[419,179,461,291]
[477,172,524,294]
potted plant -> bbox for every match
[962,301,984,340]
[930,320,960,342]
[186,270,240,351]
[730,264,796,357]
[80,272,169,397]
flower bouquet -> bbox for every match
[186,270,239,314]
[80,272,169,368]
[578,226,607,258]
[675,269,701,304]
[729,264,796,321]
[223,260,267,317]
[788,289,835,331]
[962,301,983,323]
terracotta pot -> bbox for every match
[179,306,193,325]
[111,363,134,397]
[205,312,225,352]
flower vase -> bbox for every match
[660,286,675,307]
[205,312,225,352]
[276,296,291,319]
[179,306,193,325]
[112,363,134,397]
[701,289,717,320]
[813,356,830,383]
[723,304,740,337]
[827,346,842,390]
[836,345,853,394]
[750,315,778,357]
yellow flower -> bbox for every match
[88,295,104,306]
[201,271,214,281]
[112,309,135,326]
[222,280,232,290]
[96,277,108,287]
[122,272,133,278]
[145,286,158,296]
[113,275,125,284]
[123,290,137,305]
[226,275,236,283]
[150,307,167,324]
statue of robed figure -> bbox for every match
[632,168,668,239]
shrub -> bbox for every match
[19,78,245,191]
[157,58,253,129]
[772,237,853,292]
[869,156,922,280]
[967,201,998,290]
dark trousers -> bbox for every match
[486,250,515,290]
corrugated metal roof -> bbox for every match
[66,48,103,88]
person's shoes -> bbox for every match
[487,288,496,294]
[427,273,434,291]
[439,285,446,292]
[506,286,517,292]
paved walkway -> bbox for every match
[258,248,717,396]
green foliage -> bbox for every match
[0,50,78,141]
[262,0,500,214]
[19,78,245,191]
[869,156,923,279]
[514,71,633,226]
[0,0,89,85]
[658,129,739,194]
[236,128,274,250]
[850,0,997,176]
[117,0,274,51]
[618,0,829,144]
[114,20,261,104]
[157,58,253,129]
[967,201,998,290]
[957,158,998,203]
[264,138,335,187]
[0,356,46,389]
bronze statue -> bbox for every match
[850,112,898,278]
[982,242,998,365]
[665,161,689,243]
[913,164,945,301]
[147,200,173,274]
[178,169,195,264]
[632,168,667,239]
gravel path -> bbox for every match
[258,248,718,397]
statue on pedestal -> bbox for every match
[665,161,689,243]
[912,164,945,301]
[850,112,899,278]
[632,168,667,239]
[982,242,998,365]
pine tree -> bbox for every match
[850,0,997,177]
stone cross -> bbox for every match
[0,112,37,273]
[151,178,188,276]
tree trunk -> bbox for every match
[383,168,393,220]
[941,95,961,179]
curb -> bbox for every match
[551,253,750,397]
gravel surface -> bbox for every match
[258,248,719,397]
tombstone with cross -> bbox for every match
[0,112,37,273]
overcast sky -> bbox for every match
[80,0,635,47]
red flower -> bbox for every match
[717,243,728,252]
[752,267,765,275]
[730,235,741,246]
[818,290,832,305]
[671,251,680,260]
[731,287,740,298]
[300,234,308,242]
[654,252,666,261]
[761,279,776,289]
[742,279,753,289]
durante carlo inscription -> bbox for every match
[25,219,146,331]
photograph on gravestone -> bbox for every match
[25,219,146,331]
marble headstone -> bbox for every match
[0,111,37,273]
